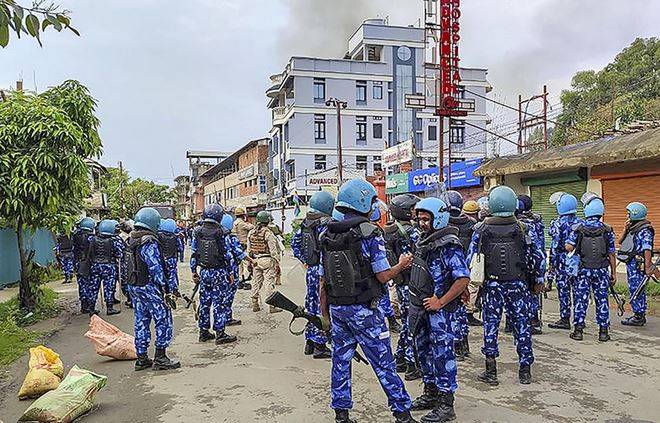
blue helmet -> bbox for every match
[584,198,605,218]
[446,190,464,217]
[97,219,118,236]
[627,202,648,221]
[551,192,578,216]
[488,186,518,217]
[203,204,224,224]
[415,197,450,230]
[78,217,96,232]
[331,208,345,222]
[336,179,378,215]
[309,190,335,216]
[134,207,162,232]
[159,218,177,233]
[221,214,234,232]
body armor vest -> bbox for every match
[126,233,156,287]
[57,235,74,254]
[300,216,327,266]
[249,226,270,256]
[618,220,655,263]
[478,217,527,282]
[409,227,462,311]
[90,236,115,265]
[383,222,415,285]
[449,215,475,253]
[320,217,383,306]
[159,232,178,260]
[72,231,91,263]
[575,224,611,269]
[195,223,228,268]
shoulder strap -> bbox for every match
[359,222,381,239]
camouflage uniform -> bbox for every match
[549,214,583,321]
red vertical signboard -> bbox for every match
[437,0,466,117]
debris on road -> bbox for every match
[84,315,137,361]
[18,346,64,399]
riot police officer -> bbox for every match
[383,193,421,380]
[89,219,124,316]
[548,192,582,330]
[191,204,238,344]
[516,194,546,335]
[158,218,184,295]
[446,190,475,360]
[408,197,470,423]
[221,213,251,327]
[127,207,180,371]
[72,217,95,314]
[565,193,616,341]
[291,190,335,359]
[55,232,75,284]
[468,186,545,386]
[319,179,417,423]
[619,202,655,326]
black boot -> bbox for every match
[199,329,216,342]
[312,343,332,359]
[304,339,315,356]
[421,392,456,423]
[454,339,465,362]
[467,313,482,327]
[548,317,571,330]
[569,326,583,341]
[621,313,646,327]
[531,317,543,335]
[462,337,470,357]
[519,364,531,385]
[394,410,418,423]
[598,326,611,342]
[134,354,153,371]
[334,409,356,423]
[405,361,422,381]
[388,316,402,334]
[395,355,407,373]
[478,357,499,386]
[153,348,181,371]
[227,318,242,326]
[411,383,440,411]
[106,306,121,316]
[216,331,238,345]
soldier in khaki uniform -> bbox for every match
[233,206,254,289]
[248,211,282,313]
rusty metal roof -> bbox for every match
[475,127,660,177]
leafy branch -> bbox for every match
[0,0,79,48]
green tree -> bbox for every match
[553,38,660,146]
[0,80,102,311]
[101,167,174,219]
[0,0,78,48]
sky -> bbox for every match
[2,0,659,185]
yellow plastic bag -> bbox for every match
[18,346,64,399]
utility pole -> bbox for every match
[326,98,347,189]
[118,161,125,218]
[438,116,444,177]
[447,118,452,189]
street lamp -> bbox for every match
[326,98,348,188]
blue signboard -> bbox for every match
[408,159,483,192]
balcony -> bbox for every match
[266,73,284,99]
[272,105,292,125]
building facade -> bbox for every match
[266,19,491,204]
[200,139,270,212]
[173,175,191,220]
[186,151,231,217]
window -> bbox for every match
[314,114,326,143]
[356,155,368,171]
[314,78,326,102]
[283,123,289,142]
[314,154,327,171]
[428,125,437,141]
[356,116,367,145]
[373,123,383,139]
[373,82,383,99]
[373,156,382,172]
[259,176,267,193]
[395,64,414,144]
[356,80,367,104]
[286,160,295,181]
[450,121,465,144]
[457,85,465,99]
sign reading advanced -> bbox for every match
[408,159,483,192]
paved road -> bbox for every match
[1,249,660,423]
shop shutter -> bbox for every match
[530,181,587,248]
[602,175,660,248]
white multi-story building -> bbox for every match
[266,18,491,203]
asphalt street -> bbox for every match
[1,249,659,423]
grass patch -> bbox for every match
[613,280,660,298]
[0,286,60,366]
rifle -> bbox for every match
[609,285,626,317]
[183,278,201,321]
[266,291,368,365]
[630,258,660,304]
[544,271,556,298]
